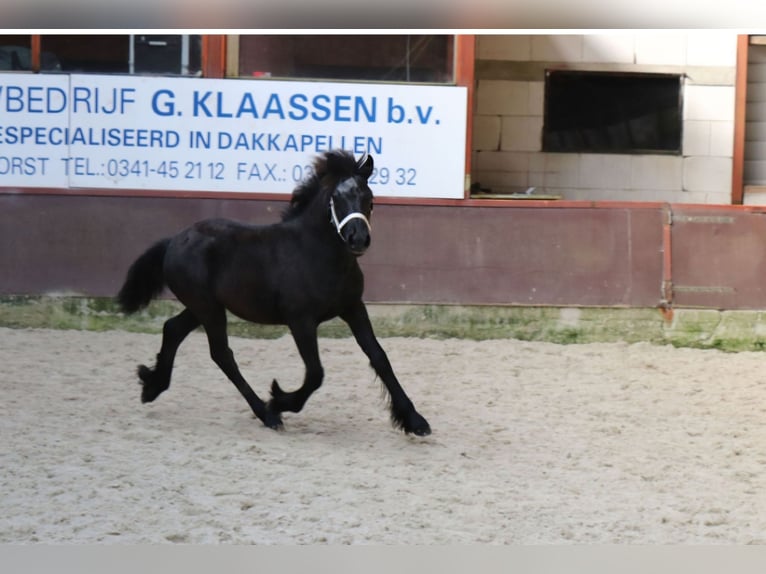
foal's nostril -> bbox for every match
[345,227,370,254]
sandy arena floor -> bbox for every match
[2,327,766,544]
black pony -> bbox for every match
[117,150,431,436]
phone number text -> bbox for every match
[60,156,418,186]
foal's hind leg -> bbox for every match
[269,320,324,415]
[200,307,283,430]
[138,308,200,403]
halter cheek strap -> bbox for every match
[329,197,371,236]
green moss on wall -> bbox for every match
[2,295,766,352]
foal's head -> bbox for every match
[328,152,374,256]
[285,150,375,256]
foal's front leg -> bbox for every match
[341,302,431,436]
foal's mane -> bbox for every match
[282,150,359,222]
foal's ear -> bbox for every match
[356,153,374,180]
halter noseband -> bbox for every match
[329,196,371,237]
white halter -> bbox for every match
[329,196,371,237]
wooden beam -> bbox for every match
[455,35,475,199]
[30,35,41,72]
[731,34,749,205]
[201,35,226,78]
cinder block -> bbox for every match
[473,115,501,151]
[745,142,766,161]
[639,190,675,202]
[477,35,532,61]
[635,32,687,65]
[710,121,734,157]
[531,35,583,62]
[683,156,733,192]
[543,153,580,188]
[500,116,543,152]
[529,153,546,173]
[682,120,711,156]
[477,80,529,116]
[686,32,737,67]
[528,170,545,187]
[474,151,530,172]
[478,170,529,192]
[744,159,766,183]
[675,190,712,204]
[702,190,734,204]
[750,45,766,64]
[578,154,632,189]
[746,99,766,121]
[582,34,635,64]
[748,84,766,104]
[684,85,735,122]
[637,189,690,203]
[528,82,545,116]
[548,188,621,201]
[743,187,766,205]
[631,156,683,191]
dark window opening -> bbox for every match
[41,35,127,73]
[0,35,40,71]
[237,35,453,83]
[133,35,201,76]
[543,70,683,154]
[36,35,201,75]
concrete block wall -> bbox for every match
[472,32,738,203]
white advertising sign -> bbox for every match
[0,73,467,198]
[0,74,70,189]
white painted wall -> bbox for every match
[472,32,738,204]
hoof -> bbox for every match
[260,408,284,431]
[137,365,166,403]
[268,379,304,414]
[403,411,431,437]
[407,424,432,437]
[137,364,152,385]
[260,386,284,429]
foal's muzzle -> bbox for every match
[343,219,372,256]
[330,197,372,256]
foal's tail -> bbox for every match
[117,238,171,314]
